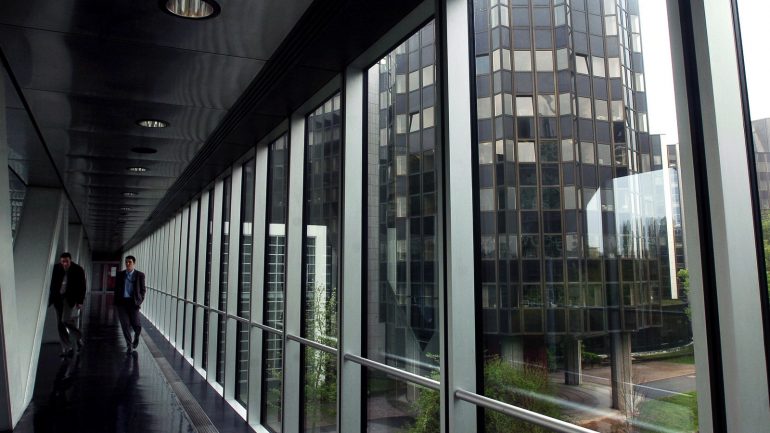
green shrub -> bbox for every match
[408,357,562,433]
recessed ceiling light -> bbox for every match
[163,0,220,19]
[131,147,157,154]
[120,207,133,211]
[136,119,168,128]
[127,166,148,173]
[122,192,138,198]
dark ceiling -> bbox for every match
[0,0,426,254]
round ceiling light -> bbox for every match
[163,0,220,19]
[127,166,148,173]
[131,147,157,154]
[136,119,168,128]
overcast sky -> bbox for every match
[638,0,768,146]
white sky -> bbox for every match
[638,0,769,145]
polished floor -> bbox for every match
[11,292,251,433]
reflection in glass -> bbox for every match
[302,95,341,432]
[261,134,289,433]
[737,0,770,367]
[8,169,25,241]
[303,346,337,432]
[203,188,215,370]
[366,369,438,432]
[366,20,440,391]
[235,159,255,405]
[216,176,231,386]
[472,0,696,432]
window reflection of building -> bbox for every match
[367,23,440,382]
[753,118,770,209]
[471,0,686,415]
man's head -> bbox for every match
[60,252,72,270]
[125,255,136,272]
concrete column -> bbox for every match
[610,332,632,411]
[0,73,19,431]
[0,185,65,429]
[564,338,582,386]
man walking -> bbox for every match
[49,252,87,357]
[114,255,146,353]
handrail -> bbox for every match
[344,353,440,391]
[454,389,596,433]
[286,334,338,355]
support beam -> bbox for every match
[609,332,632,412]
[564,338,582,386]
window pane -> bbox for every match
[366,21,440,394]
[261,134,289,432]
[235,159,255,405]
[366,369,438,431]
[737,0,770,390]
[203,188,215,370]
[471,1,700,432]
[303,95,341,433]
[216,176,231,386]
[303,346,337,432]
[303,95,341,345]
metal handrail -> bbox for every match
[344,353,440,391]
[286,334,338,355]
[454,389,597,433]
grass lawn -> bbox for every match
[635,345,695,364]
[637,391,698,433]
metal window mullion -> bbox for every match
[438,0,478,432]
[247,138,270,426]
[194,192,210,370]
[282,111,306,433]
[685,0,770,430]
[339,65,364,433]
[225,164,244,402]
[208,180,224,383]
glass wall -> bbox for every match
[736,0,770,366]
[216,177,232,386]
[127,1,770,431]
[236,159,256,405]
[261,134,289,432]
[302,94,342,432]
[203,188,215,371]
[470,0,696,431]
[365,21,440,431]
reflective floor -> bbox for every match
[12,292,249,433]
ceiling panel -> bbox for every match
[0,0,313,59]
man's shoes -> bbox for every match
[132,334,140,349]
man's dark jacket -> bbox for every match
[48,262,87,307]
[113,269,147,307]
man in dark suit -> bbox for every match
[49,252,87,357]
[114,255,147,353]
